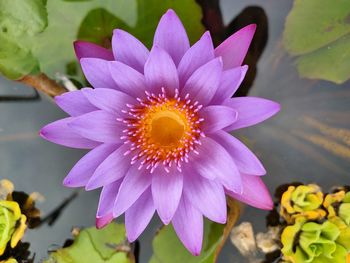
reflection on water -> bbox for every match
[1,0,350,262]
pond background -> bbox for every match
[1,0,349,262]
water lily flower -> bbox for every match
[40,9,280,255]
[280,184,326,224]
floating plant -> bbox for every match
[231,184,350,263]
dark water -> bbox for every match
[1,0,349,262]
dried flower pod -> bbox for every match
[256,226,281,254]
[230,222,257,258]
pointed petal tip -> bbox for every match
[38,128,47,139]
[62,177,72,187]
[84,180,100,191]
[126,234,137,243]
[165,8,176,15]
[96,215,113,229]
[242,64,249,72]
[189,246,201,256]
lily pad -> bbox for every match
[0,36,39,80]
[0,0,204,83]
[283,0,350,84]
[44,222,134,263]
[150,199,240,263]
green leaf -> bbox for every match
[0,35,39,79]
[283,0,350,84]
[44,222,134,263]
[130,0,204,48]
[0,0,45,79]
[77,8,129,46]
[149,220,224,263]
[0,0,48,36]
[22,0,136,81]
[150,199,240,263]
[0,0,204,82]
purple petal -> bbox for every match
[192,136,242,193]
[214,24,256,70]
[96,180,122,228]
[224,97,281,131]
[40,117,100,149]
[211,65,248,104]
[82,88,136,116]
[210,131,266,176]
[108,61,147,98]
[181,58,222,106]
[172,195,203,256]
[54,90,98,117]
[80,58,116,89]
[68,110,122,143]
[183,170,226,223]
[112,29,149,73]
[226,174,273,210]
[125,188,155,242]
[200,105,238,133]
[144,46,179,96]
[152,169,183,225]
[74,41,114,61]
[86,144,131,190]
[178,31,214,88]
[96,214,113,229]
[113,165,152,217]
[63,143,118,188]
[153,9,190,66]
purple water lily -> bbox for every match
[40,9,280,255]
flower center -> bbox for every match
[121,88,204,173]
[150,111,185,147]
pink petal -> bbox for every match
[183,170,226,223]
[112,29,149,73]
[153,9,190,66]
[96,180,122,229]
[192,137,242,193]
[200,105,238,133]
[63,143,118,188]
[181,58,222,106]
[144,46,179,96]
[224,97,281,131]
[214,24,256,70]
[80,58,116,90]
[74,41,114,61]
[226,174,273,210]
[210,131,266,176]
[152,169,183,225]
[86,144,131,190]
[108,61,147,98]
[113,165,152,217]
[68,110,122,143]
[125,188,155,242]
[40,117,100,149]
[54,90,98,117]
[172,195,203,256]
[211,65,248,104]
[82,88,136,116]
[178,31,214,88]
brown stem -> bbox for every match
[18,73,68,97]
